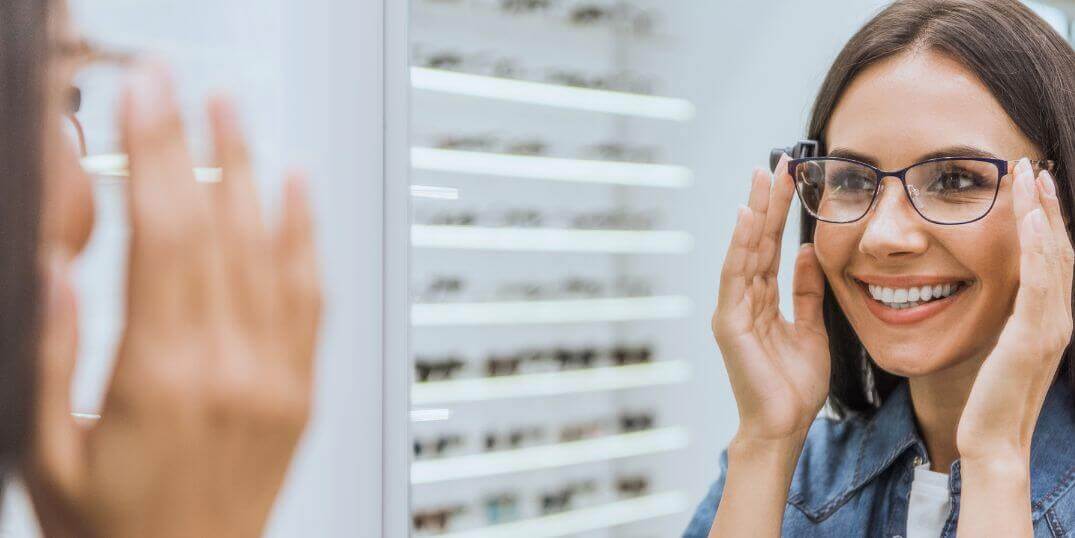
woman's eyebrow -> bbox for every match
[915,145,999,161]
[826,145,1000,166]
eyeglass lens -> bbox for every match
[794,159,1003,224]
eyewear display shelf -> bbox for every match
[410,1,695,536]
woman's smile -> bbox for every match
[851,274,976,325]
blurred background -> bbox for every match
[3,0,1075,537]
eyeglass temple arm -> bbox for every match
[769,139,820,173]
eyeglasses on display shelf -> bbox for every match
[410,0,696,534]
[420,0,661,35]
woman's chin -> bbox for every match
[868,345,957,378]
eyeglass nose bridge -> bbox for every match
[864,171,921,218]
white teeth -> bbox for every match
[862,280,969,309]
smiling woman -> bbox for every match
[809,33,1074,415]
[686,0,1075,537]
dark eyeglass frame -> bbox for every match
[54,38,137,159]
[786,156,1057,226]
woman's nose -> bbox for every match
[857,176,930,260]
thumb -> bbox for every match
[27,253,83,498]
[792,243,827,336]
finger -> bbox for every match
[28,254,83,498]
[1012,159,1058,285]
[1037,169,1075,319]
[208,94,262,224]
[275,172,322,379]
[1011,158,1037,224]
[1035,169,1065,235]
[1013,207,1051,326]
[716,205,756,318]
[745,167,771,252]
[791,243,827,336]
[207,94,274,321]
[119,60,213,327]
[759,153,794,277]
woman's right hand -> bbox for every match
[712,154,830,443]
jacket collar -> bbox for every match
[854,377,1075,521]
[846,380,921,494]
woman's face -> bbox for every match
[43,2,95,262]
[816,49,1042,378]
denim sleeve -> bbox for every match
[682,448,729,537]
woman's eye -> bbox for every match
[830,172,875,192]
[928,169,981,192]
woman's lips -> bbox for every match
[856,279,970,325]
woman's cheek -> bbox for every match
[43,128,95,258]
[811,223,851,281]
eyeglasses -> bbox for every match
[539,480,597,515]
[786,156,1056,225]
[483,493,520,525]
[64,87,87,157]
[615,475,649,498]
[414,357,465,382]
[54,38,135,160]
[55,38,223,184]
[412,434,463,459]
[412,505,465,533]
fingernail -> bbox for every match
[1040,170,1057,197]
[216,93,240,133]
[1019,166,1036,196]
[1032,208,1047,233]
[129,59,174,121]
[289,172,309,199]
[1018,157,1032,175]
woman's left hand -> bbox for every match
[956,157,1074,463]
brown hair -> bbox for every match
[0,0,47,475]
[802,0,1075,417]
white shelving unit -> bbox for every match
[412,66,696,121]
[412,427,690,484]
[433,491,690,538]
[409,1,697,535]
[412,360,690,405]
[411,147,693,188]
[412,225,694,254]
[412,296,692,326]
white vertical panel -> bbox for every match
[269,0,391,536]
[383,0,413,536]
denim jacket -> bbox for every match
[683,379,1075,537]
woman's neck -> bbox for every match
[906,356,986,473]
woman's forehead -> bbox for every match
[826,49,1035,168]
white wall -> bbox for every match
[670,0,891,509]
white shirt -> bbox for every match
[907,462,952,538]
